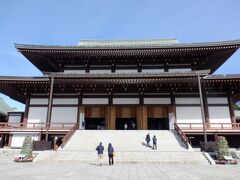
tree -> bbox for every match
[216,136,230,160]
[20,136,33,158]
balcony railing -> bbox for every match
[0,122,76,131]
[177,123,240,131]
[174,123,189,149]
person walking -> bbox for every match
[152,135,157,150]
[145,133,150,147]
[108,143,114,165]
[53,136,58,151]
[96,142,104,166]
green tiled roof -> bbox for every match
[0,98,16,116]
[77,38,178,47]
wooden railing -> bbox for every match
[177,123,240,130]
[0,122,76,130]
[174,123,189,149]
[61,123,78,148]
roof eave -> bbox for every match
[14,39,240,50]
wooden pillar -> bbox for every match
[45,77,54,141]
[142,106,148,129]
[8,134,13,148]
[105,106,110,130]
[136,106,147,130]
[198,75,207,143]
[79,106,85,129]
[228,96,236,125]
[170,93,176,122]
[80,106,85,113]
[136,106,143,130]
[109,106,116,130]
[76,96,82,129]
[202,92,210,126]
[23,96,30,127]
[105,106,116,130]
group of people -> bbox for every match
[124,121,136,130]
[96,133,157,166]
[145,133,157,150]
[96,142,114,166]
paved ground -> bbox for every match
[1,157,240,180]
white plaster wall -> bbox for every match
[175,98,200,104]
[82,98,108,105]
[209,106,231,128]
[207,97,228,104]
[30,98,48,105]
[8,115,21,123]
[113,98,139,104]
[142,69,165,73]
[90,69,111,73]
[52,98,78,105]
[51,107,78,127]
[11,133,39,148]
[176,106,203,128]
[28,107,47,127]
[115,69,138,73]
[168,68,192,72]
[144,98,170,104]
[64,70,85,74]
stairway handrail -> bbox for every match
[61,123,78,148]
[174,123,189,149]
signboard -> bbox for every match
[169,113,175,130]
[79,112,85,130]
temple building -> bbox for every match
[0,38,240,148]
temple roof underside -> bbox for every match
[15,39,240,74]
[0,73,240,103]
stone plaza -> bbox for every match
[1,157,240,180]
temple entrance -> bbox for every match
[147,107,169,130]
[85,118,105,130]
[147,118,169,130]
[85,107,105,130]
[116,118,137,130]
[116,107,137,130]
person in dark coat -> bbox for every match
[96,142,104,166]
[152,135,157,150]
[145,133,150,147]
[108,143,114,165]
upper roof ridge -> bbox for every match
[77,38,178,47]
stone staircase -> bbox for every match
[34,130,210,164]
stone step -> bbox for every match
[63,130,191,152]
[34,151,209,164]
[34,130,211,164]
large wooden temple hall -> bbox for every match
[0,38,240,148]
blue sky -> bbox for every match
[0,0,240,110]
